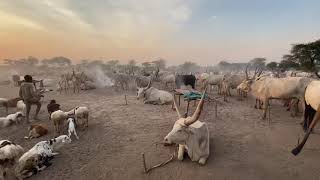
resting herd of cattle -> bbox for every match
[1,66,320,179]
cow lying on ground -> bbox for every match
[164,87,209,165]
[137,80,173,105]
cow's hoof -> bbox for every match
[198,158,207,165]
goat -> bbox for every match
[66,107,89,128]
[50,110,68,136]
[0,112,24,128]
[16,100,26,116]
[24,124,48,139]
[16,135,71,179]
[0,140,24,180]
[67,118,79,140]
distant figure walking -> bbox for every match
[19,75,42,123]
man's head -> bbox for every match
[50,100,56,104]
[24,75,33,82]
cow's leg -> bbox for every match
[254,99,258,109]
[262,98,268,120]
[178,144,185,160]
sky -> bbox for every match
[0,0,319,65]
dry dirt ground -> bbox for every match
[1,84,320,180]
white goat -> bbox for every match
[0,140,24,180]
[16,135,71,179]
[51,110,68,136]
[16,100,26,116]
[67,118,79,140]
[0,112,24,127]
[66,106,89,128]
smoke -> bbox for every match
[84,66,114,88]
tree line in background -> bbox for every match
[1,39,319,76]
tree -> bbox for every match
[128,59,136,66]
[217,61,231,67]
[278,54,299,70]
[266,62,278,71]
[25,56,39,66]
[2,59,15,65]
[152,59,166,69]
[250,57,266,68]
[106,60,119,68]
[288,39,320,77]
[42,56,72,66]
[179,61,199,73]
[127,60,137,75]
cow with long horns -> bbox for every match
[164,88,209,165]
[292,80,320,155]
[137,80,173,105]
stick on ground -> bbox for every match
[142,153,175,173]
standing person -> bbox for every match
[19,75,41,123]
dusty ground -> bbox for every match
[1,83,320,180]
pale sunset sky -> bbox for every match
[0,0,319,65]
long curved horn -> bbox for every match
[257,68,263,78]
[172,95,182,118]
[184,86,207,126]
[252,67,259,79]
[144,78,152,90]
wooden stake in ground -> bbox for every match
[125,95,128,105]
[215,102,218,118]
[141,153,175,173]
[142,153,147,173]
[268,104,271,125]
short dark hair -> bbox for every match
[24,75,33,82]
[50,100,56,104]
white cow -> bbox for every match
[164,89,209,165]
[137,81,173,105]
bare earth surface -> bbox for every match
[1,84,320,180]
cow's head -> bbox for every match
[164,87,206,145]
[240,66,263,93]
[137,79,151,100]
